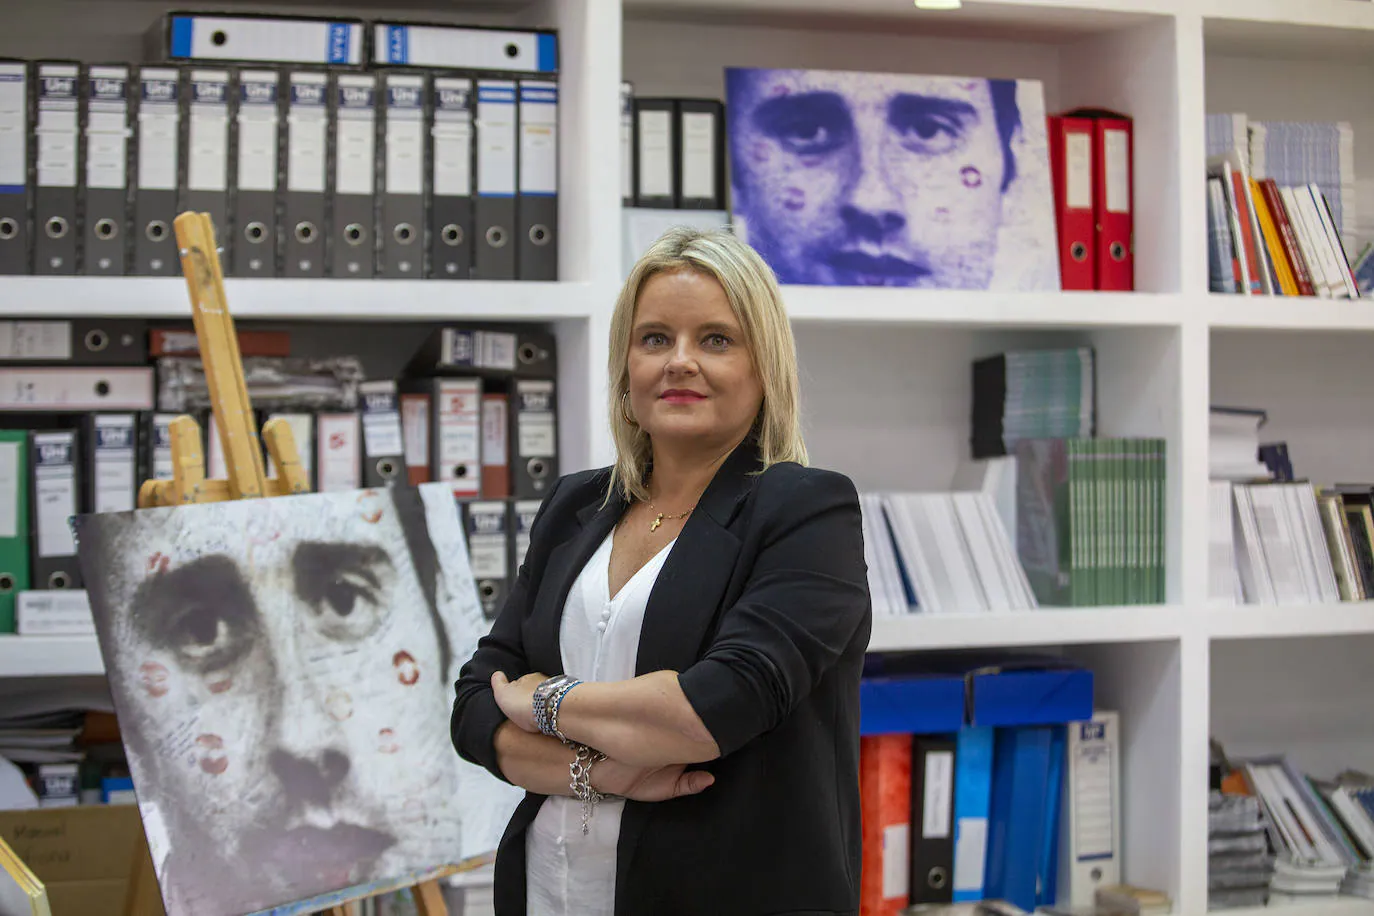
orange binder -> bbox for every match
[1047,115,1096,291]
[860,734,912,916]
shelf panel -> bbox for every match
[2,277,598,323]
[625,0,1176,40]
[784,287,1186,329]
[0,635,105,678]
[1205,0,1374,62]
[1209,295,1374,332]
[867,606,1186,653]
[1218,900,1374,916]
[1207,602,1374,641]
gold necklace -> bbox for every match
[646,499,695,532]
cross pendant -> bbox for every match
[650,514,663,532]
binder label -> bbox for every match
[237,73,280,193]
[465,503,508,579]
[0,321,71,361]
[0,440,18,539]
[317,413,360,493]
[188,71,230,193]
[327,23,353,65]
[93,414,136,514]
[152,414,175,479]
[433,79,473,198]
[921,749,953,839]
[1105,128,1130,215]
[517,381,556,458]
[386,76,425,197]
[638,109,673,199]
[0,64,24,190]
[476,81,517,197]
[681,111,716,201]
[33,432,76,558]
[1067,132,1091,210]
[441,329,517,371]
[361,386,404,458]
[384,25,409,65]
[482,397,508,467]
[519,82,557,196]
[335,77,376,196]
[37,65,79,190]
[288,74,327,194]
[16,589,94,636]
[87,67,130,191]
[438,381,481,494]
[881,823,910,900]
[139,71,180,192]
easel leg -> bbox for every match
[413,879,449,916]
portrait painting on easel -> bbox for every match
[725,66,1060,291]
[74,482,522,916]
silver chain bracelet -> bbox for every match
[569,743,607,835]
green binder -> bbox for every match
[0,430,30,634]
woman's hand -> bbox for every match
[491,671,548,733]
[593,758,715,803]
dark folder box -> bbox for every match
[859,653,1094,735]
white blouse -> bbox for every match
[525,529,677,916]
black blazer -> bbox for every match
[450,442,872,915]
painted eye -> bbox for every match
[311,572,384,640]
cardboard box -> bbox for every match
[0,805,163,915]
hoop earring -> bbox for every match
[620,391,638,427]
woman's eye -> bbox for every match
[642,332,668,347]
[705,334,731,349]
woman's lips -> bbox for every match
[661,390,706,404]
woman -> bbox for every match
[450,226,871,915]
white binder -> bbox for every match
[372,23,557,72]
[1058,711,1121,908]
[156,14,364,66]
[0,367,154,411]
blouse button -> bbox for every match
[596,621,608,633]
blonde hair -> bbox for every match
[607,226,808,504]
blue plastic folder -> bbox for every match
[858,652,1094,735]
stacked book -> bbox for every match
[1208,790,1273,910]
[1014,437,1167,607]
[971,347,1095,459]
[859,491,1036,616]
[1241,757,1357,904]
[1219,479,1374,606]
[1204,112,1361,298]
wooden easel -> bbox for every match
[123,211,451,916]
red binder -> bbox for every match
[1091,115,1134,290]
[1047,115,1096,291]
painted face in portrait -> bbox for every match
[729,69,1018,289]
[87,488,463,913]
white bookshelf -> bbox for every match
[2,0,1374,913]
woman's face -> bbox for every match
[626,268,765,454]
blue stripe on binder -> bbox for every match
[327,23,352,65]
[0,185,23,195]
[170,16,194,58]
[386,25,408,65]
[536,34,558,72]
[478,87,517,103]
